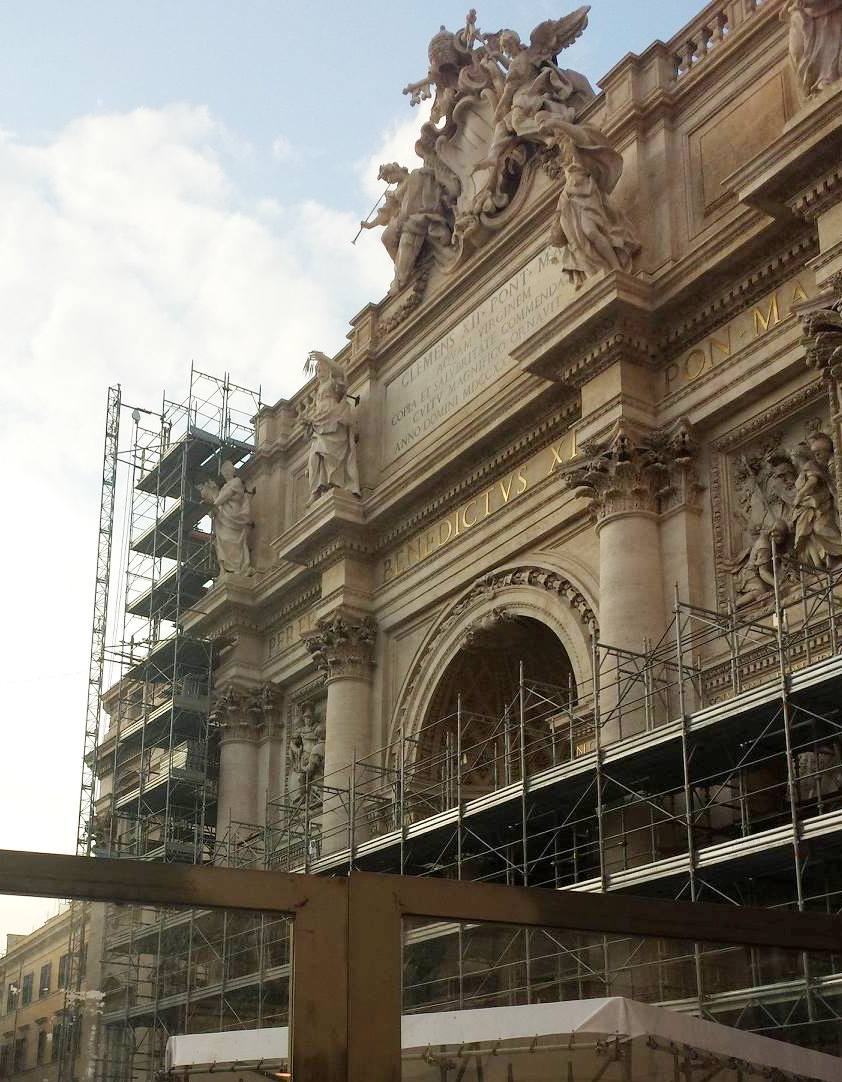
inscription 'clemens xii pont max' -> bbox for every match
[384,250,573,463]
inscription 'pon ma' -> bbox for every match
[663,275,814,395]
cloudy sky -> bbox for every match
[0,0,702,942]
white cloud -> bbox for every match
[271,134,293,162]
[0,101,401,939]
[358,99,432,201]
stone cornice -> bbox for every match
[787,162,842,222]
[372,398,580,553]
[512,271,656,385]
[272,488,370,571]
[724,80,842,215]
[655,232,818,362]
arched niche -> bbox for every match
[389,561,598,775]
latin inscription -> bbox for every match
[382,430,577,584]
[267,611,315,660]
[385,250,573,462]
[663,275,814,395]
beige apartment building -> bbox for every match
[0,910,82,1082]
[40,0,842,1078]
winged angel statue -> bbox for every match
[362,7,639,307]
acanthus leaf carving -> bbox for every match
[561,418,704,523]
[302,611,377,682]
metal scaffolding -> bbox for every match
[263,556,842,1055]
[84,368,262,1082]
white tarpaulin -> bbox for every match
[165,997,842,1081]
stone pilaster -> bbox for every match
[302,611,377,851]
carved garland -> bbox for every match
[396,565,597,724]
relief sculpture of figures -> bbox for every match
[726,429,842,607]
[791,432,842,564]
[288,702,325,796]
[303,351,361,501]
[784,0,842,96]
[199,460,253,576]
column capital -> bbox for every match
[302,610,377,683]
[211,681,284,741]
[562,418,703,525]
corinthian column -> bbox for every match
[213,682,283,860]
[565,421,700,741]
[303,611,377,851]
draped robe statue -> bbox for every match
[305,352,361,500]
[200,460,253,575]
[785,0,842,95]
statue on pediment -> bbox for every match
[303,351,361,501]
[540,118,640,287]
[364,6,640,319]
[359,145,459,296]
[199,461,254,576]
[784,0,842,96]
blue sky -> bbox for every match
[0,1,701,208]
[0,0,704,942]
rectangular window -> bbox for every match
[36,1031,47,1066]
[39,962,52,998]
[57,954,70,990]
[13,1038,26,1073]
[0,1043,12,1077]
[21,973,33,1006]
[4,982,16,1014]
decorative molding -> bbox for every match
[302,611,377,683]
[374,399,580,552]
[788,162,842,222]
[397,564,597,725]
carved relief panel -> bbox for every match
[711,387,837,609]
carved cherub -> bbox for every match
[725,519,791,608]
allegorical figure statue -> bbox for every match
[200,460,253,576]
[288,703,326,795]
[359,158,456,295]
[784,0,842,95]
[541,119,640,287]
[304,351,361,500]
[791,432,842,566]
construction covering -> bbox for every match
[164,996,842,1081]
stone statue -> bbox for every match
[541,119,640,287]
[199,461,253,576]
[288,703,326,794]
[471,9,594,200]
[725,520,790,607]
[791,432,842,566]
[303,351,361,501]
[360,153,458,296]
[784,0,842,96]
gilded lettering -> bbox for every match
[791,281,808,304]
[498,474,514,503]
[483,489,492,517]
[516,467,528,495]
[753,293,780,335]
[684,349,706,381]
[664,363,679,392]
[438,519,453,546]
[547,443,566,475]
[462,499,479,528]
